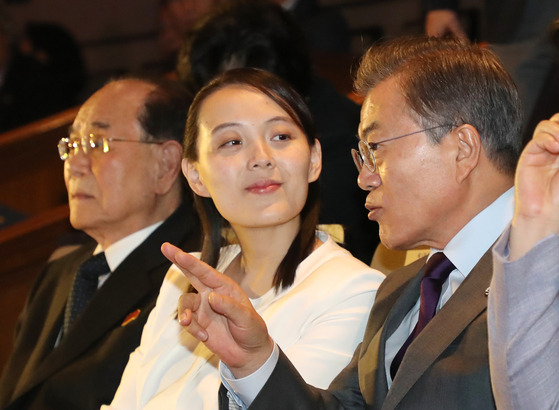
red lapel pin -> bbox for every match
[121,309,141,326]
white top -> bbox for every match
[106,232,384,409]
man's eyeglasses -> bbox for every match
[57,134,164,160]
[351,124,454,173]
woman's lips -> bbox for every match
[245,180,281,194]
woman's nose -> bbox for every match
[248,141,275,169]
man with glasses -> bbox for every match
[164,35,523,409]
[0,76,200,409]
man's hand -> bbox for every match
[425,10,467,39]
[510,113,559,260]
[161,242,275,378]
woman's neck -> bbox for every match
[226,219,301,298]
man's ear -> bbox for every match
[155,140,182,195]
[452,124,481,183]
[307,138,322,183]
[182,158,211,197]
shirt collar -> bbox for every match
[93,221,164,271]
[430,187,514,277]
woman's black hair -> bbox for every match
[183,67,320,291]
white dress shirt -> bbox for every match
[383,187,514,385]
[95,221,163,287]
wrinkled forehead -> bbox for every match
[71,81,150,137]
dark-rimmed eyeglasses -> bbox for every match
[57,134,164,160]
[351,124,454,173]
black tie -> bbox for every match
[390,252,456,378]
[63,252,110,335]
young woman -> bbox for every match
[106,68,384,409]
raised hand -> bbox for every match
[161,242,274,378]
[425,10,467,39]
[510,113,559,259]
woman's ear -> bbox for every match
[182,158,211,197]
[307,139,322,183]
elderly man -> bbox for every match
[488,113,559,409]
[162,35,523,409]
[0,76,200,409]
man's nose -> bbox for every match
[65,148,91,177]
[357,166,381,191]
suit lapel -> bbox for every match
[10,244,95,400]
[358,257,426,409]
[12,203,199,400]
[25,238,167,391]
[383,249,493,409]
[45,250,157,363]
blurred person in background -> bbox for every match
[0,16,86,132]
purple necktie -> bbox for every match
[63,252,110,335]
[390,252,456,378]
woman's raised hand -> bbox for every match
[161,242,274,378]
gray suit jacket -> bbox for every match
[229,249,496,409]
[489,231,559,409]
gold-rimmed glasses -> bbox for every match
[351,124,454,173]
[57,133,164,160]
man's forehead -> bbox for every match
[358,79,411,139]
[86,80,150,114]
[71,83,147,134]
[358,92,381,138]
[69,119,110,134]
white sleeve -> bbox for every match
[220,343,280,409]
[219,250,384,408]
[281,281,376,388]
[103,265,188,409]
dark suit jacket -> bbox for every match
[222,249,496,409]
[0,203,200,410]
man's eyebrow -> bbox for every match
[359,122,379,140]
[68,121,110,135]
[90,121,110,130]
